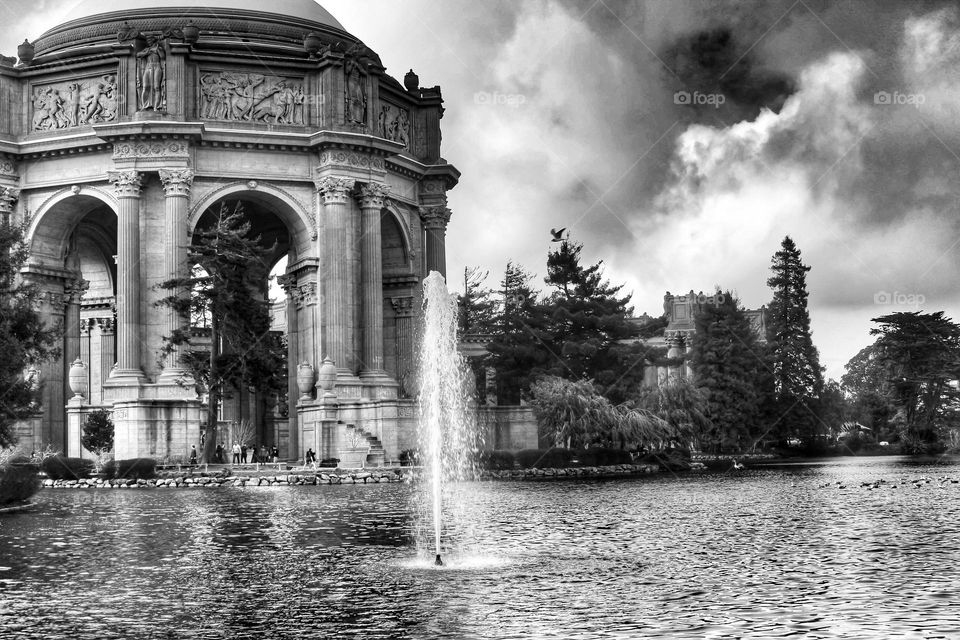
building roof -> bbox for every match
[62,0,345,30]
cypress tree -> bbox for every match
[690,291,764,453]
[766,236,824,444]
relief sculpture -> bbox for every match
[378,102,410,150]
[136,36,166,111]
[199,71,305,125]
[32,75,118,131]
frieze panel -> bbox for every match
[32,75,118,131]
[378,102,409,150]
[113,140,190,160]
[199,71,306,125]
[317,151,385,172]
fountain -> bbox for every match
[416,271,481,566]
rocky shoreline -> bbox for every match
[37,462,666,490]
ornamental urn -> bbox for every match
[68,358,88,400]
[296,362,315,399]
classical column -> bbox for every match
[391,296,414,397]
[62,278,89,379]
[316,176,356,376]
[0,187,19,223]
[106,170,145,382]
[357,182,390,377]
[157,168,194,382]
[419,206,451,278]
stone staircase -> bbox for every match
[346,424,386,467]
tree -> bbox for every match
[486,261,550,404]
[541,238,646,402]
[529,375,667,449]
[766,236,824,444]
[869,311,960,452]
[0,216,60,448]
[841,344,896,441]
[634,378,710,447]
[156,203,285,463]
[690,291,765,452]
[81,409,114,454]
[457,266,497,336]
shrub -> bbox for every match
[103,458,157,480]
[575,447,633,466]
[515,448,574,469]
[41,456,94,480]
[0,462,41,505]
[81,409,114,454]
[478,450,515,470]
[398,449,420,466]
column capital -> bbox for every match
[356,182,390,209]
[314,176,356,204]
[277,273,298,296]
[391,296,415,318]
[158,168,195,197]
[107,170,143,198]
[64,278,90,304]
[418,205,451,230]
[0,186,19,216]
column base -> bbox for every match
[156,368,196,387]
[334,370,363,399]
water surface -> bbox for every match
[1,456,958,639]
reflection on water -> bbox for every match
[1,456,959,639]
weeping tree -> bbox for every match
[156,203,285,463]
[529,375,667,449]
[0,216,60,447]
[634,378,711,448]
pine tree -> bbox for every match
[690,291,764,453]
[457,266,497,336]
[156,203,285,463]
[486,261,549,404]
[542,238,643,401]
[0,217,60,447]
[766,236,824,444]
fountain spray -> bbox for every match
[418,271,477,567]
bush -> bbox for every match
[398,449,420,466]
[639,448,691,472]
[575,447,633,466]
[103,458,157,480]
[478,450,515,470]
[41,456,94,480]
[0,463,41,505]
[515,448,575,469]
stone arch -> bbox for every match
[188,181,314,261]
[382,200,413,270]
[27,186,118,262]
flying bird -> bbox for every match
[550,227,566,242]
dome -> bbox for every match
[62,0,345,30]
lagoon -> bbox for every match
[1,456,958,639]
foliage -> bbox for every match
[638,447,691,472]
[690,290,765,452]
[81,409,114,454]
[514,448,575,469]
[156,202,285,463]
[486,261,548,404]
[633,378,710,446]
[41,456,94,480]
[765,236,824,443]
[0,462,40,505]
[530,375,668,449]
[103,458,157,480]
[574,447,633,466]
[870,311,960,451]
[457,266,498,336]
[818,380,850,439]
[477,449,515,470]
[398,449,419,466]
[0,216,61,447]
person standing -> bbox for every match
[215,442,224,464]
[240,443,248,464]
[232,442,241,465]
[271,446,279,464]
[189,445,198,465]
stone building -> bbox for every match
[638,290,767,386]
[1,0,459,462]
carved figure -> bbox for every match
[198,71,305,124]
[136,37,166,111]
[344,49,367,125]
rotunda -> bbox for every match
[0,1,459,462]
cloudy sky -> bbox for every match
[3,0,960,381]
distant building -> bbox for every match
[633,290,767,387]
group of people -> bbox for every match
[187,442,280,465]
